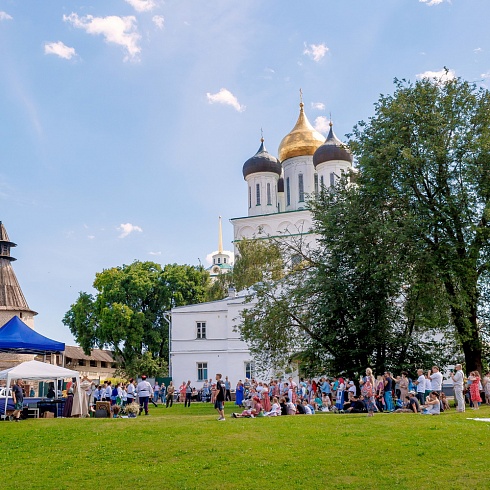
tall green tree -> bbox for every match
[351,74,490,373]
[63,261,210,377]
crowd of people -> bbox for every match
[225,365,490,418]
[6,365,489,421]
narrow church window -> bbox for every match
[245,361,255,379]
[248,186,251,208]
[298,174,304,202]
[224,257,227,264]
[217,258,221,264]
[286,177,291,206]
[267,183,272,205]
[314,173,319,194]
[330,172,335,187]
[197,322,206,339]
[256,183,261,205]
[197,362,208,381]
[320,175,324,187]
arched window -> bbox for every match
[330,172,335,187]
[298,174,304,202]
[314,173,319,194]
[248,186,251,208]
[256,183,261,205]
[286,177,291,206]
[267,183,272,205]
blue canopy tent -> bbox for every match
[0,316,65,354]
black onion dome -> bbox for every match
[243,139,282,179]
[313,123,353,168]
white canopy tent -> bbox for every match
[0,360,82,416]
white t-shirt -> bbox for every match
[452,370,464,389]
[417,375,426,393]
[348,384,357,396]
[424,378,432,392]
[430,372,443,391]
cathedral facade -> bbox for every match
[170,99,354,386]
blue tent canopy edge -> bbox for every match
[0,316,65,354]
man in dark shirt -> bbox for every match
[408,391,420,413]
[12,379,24,422]
[346,396,367,413]
[215,373,226,421]
[384,372,394,412]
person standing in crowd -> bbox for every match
[215,373,226,421]
[126,378,135,405]
[450,364,465,412]
[428,366,443,393]
[11,379,24,422]
[185,380,192,407]
[383,372,394,412]
[468,371,482,410]
[397,372,409,402]
[166,381,175,408]
[136,375,153,415]
[179,381,186,403]
[360,368,377,417]
[335,377,345,410]
[105,381,112,402]
[484,371,490,405]
[415,369,426,406]
[224,376,231,402]
[153,382,160,404]
[202,379,210,402]
[235,380,244,408]
[160,382,166,404]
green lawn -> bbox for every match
[1,402,489,489]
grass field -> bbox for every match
[1,402,489,490]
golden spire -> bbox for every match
[278,90,325,162]
[218,216,223,254]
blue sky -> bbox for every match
[1,0,489,343]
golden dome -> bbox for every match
[278,102,325,162]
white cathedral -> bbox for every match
[170,98,354,385]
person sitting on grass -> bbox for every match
[440,392,450,411]
[406,391,420,413]
[345,395,367,413]
[302,399,313,415]
[264,397,281,416]
[421,392,440,415]
[321,393,332,412]
[232,397,263,418]
[393,396,413,413]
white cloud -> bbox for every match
[206,88,245,112]
[311,102,325,111]
[44,41,77,60]
[419,0,446,5]
[63,13,141,61]
[117,223,143,238]
[474,47,483,54]
[88,235,95,240]
[0,11,12,20]
[416,68,456,81]
[148,251,161,256]
[125,0,156,12]
[481,72,490,80]
[152,15,164,29]
[314,116,330,133]
[303,43,329,62]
